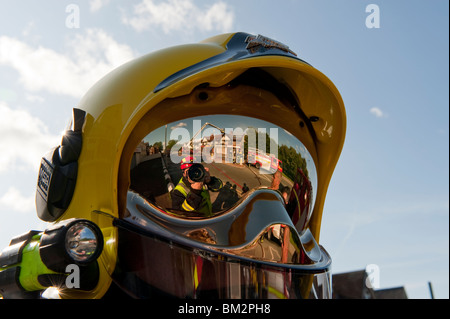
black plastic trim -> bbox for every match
[0,230,41,268]
[154,32,308,93]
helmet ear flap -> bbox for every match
[36,109,86,222]
[59,108,85,165]
[36,147,78,222]
[59,130,82,165]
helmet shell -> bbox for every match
[46,32,346,298]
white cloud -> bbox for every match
[25,93,45,103]
[22,20,37,37]
[171,122,187,130]
[90,0,111,12]
[0,28,136,98]
[370,107,386,118]
[0,101,60,173]
[0,187,35,213]
[122,0,234,34]
[199,2,234,33]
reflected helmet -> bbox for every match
[180,156,194,170]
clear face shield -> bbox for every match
[113,88,332,299]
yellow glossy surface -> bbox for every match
[56,32,345,298]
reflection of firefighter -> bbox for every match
[171,156,213,216]
[212,181,239,212]
[270,170,290,204]
[286,168,312,230]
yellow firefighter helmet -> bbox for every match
[6,32,346,299]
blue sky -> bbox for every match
[0,1,448,299]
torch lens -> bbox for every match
[65,222,101,263]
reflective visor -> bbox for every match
[120,114,330,299]
[112,216,331,299]
[129,114,317,232]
